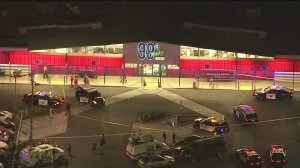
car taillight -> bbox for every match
[250,162,254,166]
[283,159,286,163]
[271,159,274,163]
[261,160,264,165]
[60,99,65,104]
[244,118,249,122]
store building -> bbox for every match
[0,41,300,89]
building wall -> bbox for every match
[123,41,180,65]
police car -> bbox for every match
[236,148,264,167]
[233,105,259,123]
[269,145,287,166]
[75,86,105,108]
[0,111,13,122]
[19,144,65,167]
[23,91,65,108]
[253,85,294,100]
[192,117,229,135]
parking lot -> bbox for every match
[0,83,300,167]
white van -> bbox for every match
[19,144,65,167]
[126,136,170,160]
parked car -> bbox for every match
[269,145,287,167]
[138,154,175,168]
[139,112,165,122]
[23,91,65,108]
[253,85,294,100]
[192,117,229,135]
[0,126,15,142]
[0,111,13,122]
[0,120,15,131]
[172,136,226,162]
[19,144,65,167]
[233,105,259,123]
[236,148,264,167]
[75,86,105,108]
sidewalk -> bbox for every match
[2,73,299,90]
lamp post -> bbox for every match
[12,70,18,115]
[29,72,34,143]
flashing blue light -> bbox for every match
[220,128,224,132]
[242,106,253,113]
[38,92,46,96]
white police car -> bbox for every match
[0,111,13,122]
[236,148,264,167]
[233,105,259,123]
[193,117,229,135]
[269,145,287,166]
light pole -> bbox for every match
[29,72,34,143]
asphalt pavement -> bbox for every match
[0,84,300,167]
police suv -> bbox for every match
[269,145,287,166]
[233,105,259,123]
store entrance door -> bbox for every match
[138,64,167,77]
[138,64,167,87]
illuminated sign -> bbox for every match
[137,42,164,60]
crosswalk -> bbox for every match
[20,88,224,140]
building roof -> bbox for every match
[1,2,300,55]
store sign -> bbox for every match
[137,42,164,60]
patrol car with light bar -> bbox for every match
[253,85,294,100]
[269,144,287,166]
[233,105,259,123]
[192,117,229,135]
[236,148,264,167]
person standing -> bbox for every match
[92,143,96,153]
[43,66,48,79]
[70,75,74,88]
[49,107,53,119]
[163,132,167,143]
[66,102,71,116]
[67,143,72,157]
[172,132,176,144]
[74,75,78,89]
[83,74,88,85]
[100,134,106,154]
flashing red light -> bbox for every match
[250,162,254,166]
[60,99,65,104]
[283,159,286,163]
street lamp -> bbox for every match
[29,72,35,143]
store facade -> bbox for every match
[1,42,300,89]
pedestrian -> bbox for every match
[63,159,69,168]
[99,134,106,154]
[172,132,176,144]
[83,74,88,85]
[92,143,96,153]
[66,102,71,116]
[74,75,78,89]
[49,107,53,119]
[43,66,48,79]
[163,132,167,143]
[70,75,74,88]
[67,143,72,157]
